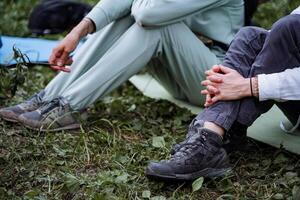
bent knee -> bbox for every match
[272,14,300,33]
[235,26,267,41]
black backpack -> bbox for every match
[244,0,260,26]
[28,0,92,35]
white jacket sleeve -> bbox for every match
[131,0,230,26]
[85,0,134,32]
[258,67,300,101]
[257,5,300,102]
[291,5,300,15]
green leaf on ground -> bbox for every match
[152,136,165,148]
[192,177,204,192]
[142,190,151,199]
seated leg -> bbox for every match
[145,26,270,181]
[146,15,300,181]
[17,22,223,131]
[0,16,134,123]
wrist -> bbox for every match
[71,18,93,38]
[242,78,252,98]
[251,77,259,98]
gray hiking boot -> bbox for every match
[146,128,231,182]
[0,90,45,122]
[18,97,86,132]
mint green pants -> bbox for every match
[43,16,224,110]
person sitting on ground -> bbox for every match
[0,0,244,131]
[145,5,300,181]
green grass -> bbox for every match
[1,0,300,199]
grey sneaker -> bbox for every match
[0,90,45,122]
[18,97,86,132]
[146,128,231,182]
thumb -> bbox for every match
[219,66,234,74]
[212,65,222,73]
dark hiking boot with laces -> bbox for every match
[171,120,249,155]
[170,119,204,155]
[223,121,248,153]
[0,90,45,122]
[18,97,87,132]
[146,128,231,182]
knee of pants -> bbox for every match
[233,26,267,46]
[271,15,300,36]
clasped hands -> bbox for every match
[201,65,252,107]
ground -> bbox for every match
[0,0,300,199]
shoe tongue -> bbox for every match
[185,132,202,144]
[40,98,62,114]
[185,128,223,145]
[202,128,223,146]
[36,90,45,103]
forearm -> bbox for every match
[132,0,229,26]
[236,77,253,98]
[236,77,259,98]
[258,67,300,101]
[86,0,133,31]
[70,18,94,39]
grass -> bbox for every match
[1,0,300,199]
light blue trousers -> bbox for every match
[43,16,224,110]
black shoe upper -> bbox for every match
[147,128,230,179]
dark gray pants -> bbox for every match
[195,14,300,131]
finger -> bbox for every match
[49,46,63,65]
[205,70,214,76]
[219,66,234,74]
[204,94,212,107]
[205,95,215,107]
[205,100,215,107]
[205,68,223,76]
[207,85,220,94]
[206,93,212,103]
[65,57,73,65]
[48,54,56,65]
[57,51,70,66]
[211,95,221,103]
[207,75,223,83]
[51,65,71,73]
[53,46,64,57]
[201,80,210,86]
[201,80,217,87]
[201,89,209,95]
[212,65,222,73]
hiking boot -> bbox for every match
[171,120,248,154]
[170,119,204,155]
[146,128,231,182]
[0,90,45,122]
[223,121,248,153]
[18,97,86,132]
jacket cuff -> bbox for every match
[85,6,109,32]
[257,74,281,101]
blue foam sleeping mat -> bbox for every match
[0,36,61,66]
[0,36,82,66]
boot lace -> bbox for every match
[170,131,208,161]
[40,97,65,115]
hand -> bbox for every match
[48,18,94,67]
[201,65,251,106]
[48,32,80,66]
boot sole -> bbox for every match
[145,166,232,182]
[0,115,19,123]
